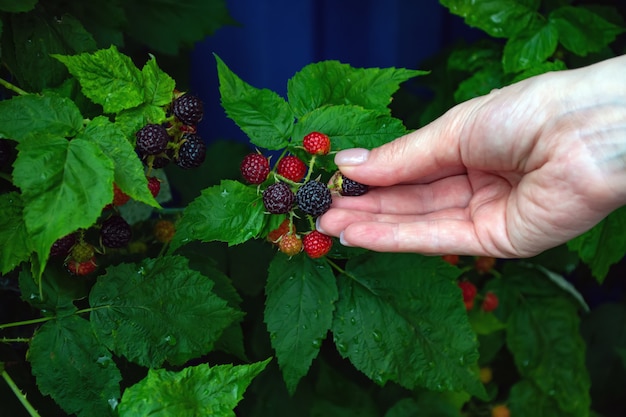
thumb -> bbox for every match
[334,110,467,186]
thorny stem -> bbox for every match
[0,338,31,344]
[0,306,109,330]
[0,316,53,330]
[1,366,43,417]
[303,155,317,183]
[0,78,28,96]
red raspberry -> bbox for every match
[267,219,292,245]
[441,254,460,266]
[112,183,131,206]
[303,132,331,155]
[154,219,176,243]
[279,233,303,256]
[302,230,333,258]
[475,256,496,274]
[481,292,499,312]
[458,280,477,302]
[66,256,97,276]
[276,155,307,182]
[147,176,161,198]
[464,298,475,311]
[241,153,270,184]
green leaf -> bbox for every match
[28,316,122,417]
[385,392,464,417]
[115,103,168,139]
[509,380,573,417]
[264,253,338,394]
[447,40,502,73]
[216,54,294,150]
[52,13,98,53]
[141,55,176,106]
[170,180,267,251]
[78,116,159,207]
[287,61,427,118]
[0,192,32,274]
[0,0,37,12]
[502,21,559,73]
[19,266,87,316]
[5,12,73,91]
[123,0,236,55]
[89,255,242,368]
[567,206,626,283]
[53,45,144,114]
[500,266,591,416]
[186,254,247,360]
[468,309,506,335]
[454,66,508,103]
[511,60,567,83]
[332,253,485,397]
[291,105,407,170]
[439,0,541,38]
[13,136,114,276]
[550,6,625,56]
[118,359,270,417]
[0,94,83,142]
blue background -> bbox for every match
[189,0,484,146]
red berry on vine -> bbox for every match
[154,219,176,243]
[267,219,292,244]
[176,133,206,169]
[279,233,303,256]
[100,215,132,248]
[136,124,171,156]
[147,176,161,198]
[441,254,460,266]
[241,153,270,184]
[172,93,204,126]
[112,183,131,206]
[66,256,97,276]
[303,132,331,155]
[296,180,332,217]
[276,155,307,182]
[262,182,295,214]
[303,230,333,258]
[458,280,477,302]
[481,292,499,312]
[475,256,496,274]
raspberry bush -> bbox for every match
[1,1,626,417]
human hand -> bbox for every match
[318,55,626,257]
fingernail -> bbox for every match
[335,148,369,166]
[315,217,326,234]
[339,231,353,247]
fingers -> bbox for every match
[329,174,473,215]
[334,106,470,186]
[320,214,486,255]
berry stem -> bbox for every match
[0,316,54,330]
[1,366,43,417]
[273,173,301,187]
[304,155,317,183]
[0,78,28,96]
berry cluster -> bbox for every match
[457,280,499,312]
[135,92,206,171]
[50,174,164,276]
[241,131,369,259]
